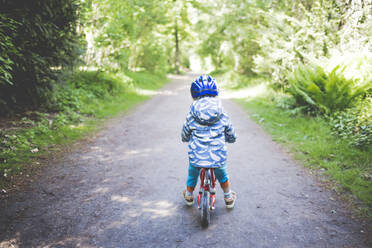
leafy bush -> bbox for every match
[274,95,307,116]
[50,71,128,114]
[0,0,81,116]
[69,71,126,97]
[135,40,169,74]
[326,52,372,84]
[249,0,371,89]
[329,98,372,148]
[0,14,18,86]
[252,1,341,88]
[287,65,370,115]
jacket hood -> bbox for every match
[191,97,222,125]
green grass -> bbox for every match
[126,71,168,90]
[0,71,168,185]
[236,94,372,212]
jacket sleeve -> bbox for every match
[224,114,237,143]
[181,114,192,142]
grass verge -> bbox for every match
[235,91,372,216]
[0,70,168,188]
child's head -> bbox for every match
[190,74,219,100]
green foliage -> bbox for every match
[0,0,81,116]
[0,14,18,86]
[69,71,126,98]
[213,0,371,88]
[197,22,232,69]
[135,39,169,73]
[50,70,135,117]
[329,98,372,148]
[253,2,340,86]
[326,52,372,84]
[83,0,180,73]
[287,65,370,115]
[194,1,262,73]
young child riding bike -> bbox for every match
[181,74,237,208]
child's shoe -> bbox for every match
[183,190,194,206]
[224,191,236,209]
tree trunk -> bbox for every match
[174,20,180,74]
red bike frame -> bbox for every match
[197,168,217,210]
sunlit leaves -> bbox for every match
[287,65,371,115]
[83,0,174,72]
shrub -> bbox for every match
[287,65,370,115]
[0,14,18,86]
[50,70,128,114]
[329,97,372,148]
[135,40,169,74]
[69,71,126,98]
[0,0,81,116]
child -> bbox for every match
[181,74,237,208]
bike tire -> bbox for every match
[200,190,210,227]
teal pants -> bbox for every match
[186,163,229,188]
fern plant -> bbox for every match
[287,65,370,115]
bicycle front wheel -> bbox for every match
[200,189,210,227]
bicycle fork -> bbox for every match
[197,168,217,210]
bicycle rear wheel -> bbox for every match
[200,189,210,227]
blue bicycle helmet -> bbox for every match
[190,74,219,100]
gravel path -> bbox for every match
[0,73,371,248]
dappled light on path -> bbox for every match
[111,195,177,219]
[141,200,177,219]
[121,147,163,159]
[133,77,190,97]
[134,88,177,96]
[111,195,129,203]
[92,187,109,194]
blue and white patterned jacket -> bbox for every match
[181,97,236,168]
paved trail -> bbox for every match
[0,74,371,248]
